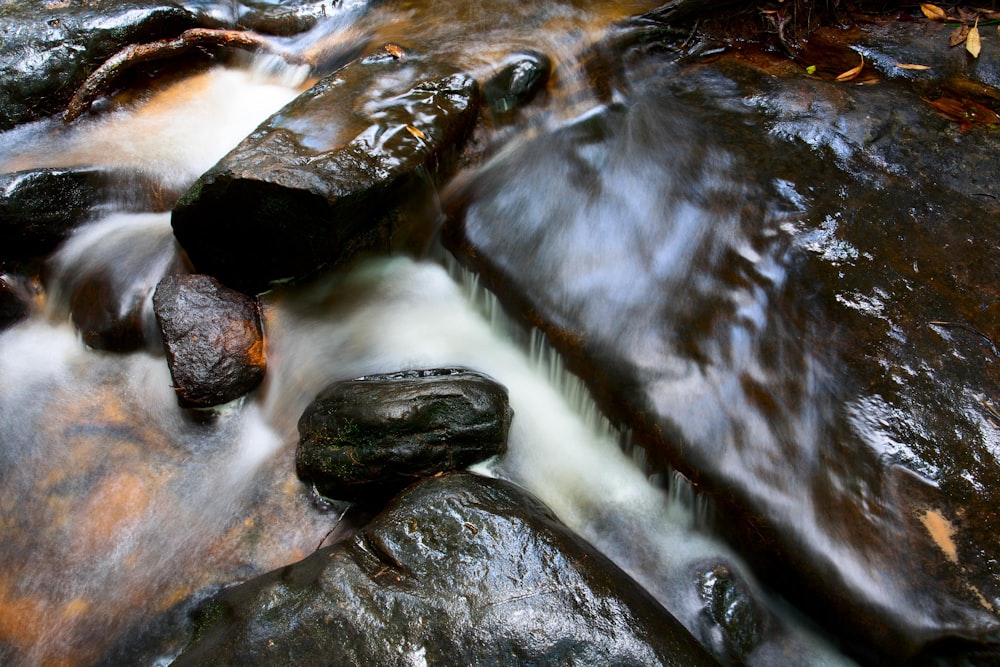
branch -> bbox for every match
[63,28,307,122]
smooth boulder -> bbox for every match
[172,49,480,295]
[296,368,511,500]
[153,273,266,408]
[173,472,718,666]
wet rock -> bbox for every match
[0,168,172,262]
[0,271,37,330]
[443,58,1000,663]
[0,1,198,130]
[483,50,550,116]
[172,50,480,295]
[173,472,718,666]
[695,564,773,664]
[153,273,266,409]
[296,368,511,500]
[49,213,183,352]
[176,0,353,36]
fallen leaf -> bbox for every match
[836,55,865,82]
[805,64,817,74]
[385,43,406,61]
[405,125,426,140]
[967,23,981,58]
[950,24,970,47]
[895,63,931,70]
[920,3,948,20]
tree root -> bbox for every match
[63,28,308,122]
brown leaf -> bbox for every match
[895,63,932,70]
[950,24,971,47]
[967,24,982,58]
[920,3,948,20]
[836,55,865,82]
[405,125,426,140]
[385,43,406,62]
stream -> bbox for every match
[2,1,1000,665]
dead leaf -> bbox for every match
[836,55,865,82]
[405,125,426,140]
[950,24,971,47]
[920,3,948,20]
[967,23,981,58]
[895,63,931,70]
[385,43,406,61]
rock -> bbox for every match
[0,168,172,262]
[173,472,718,666]
[296,368,511,500]
[175,0,352,36]
[171,49,480,294]
[0,271,37,330]
[0,1,198,130]
[153,273,266,409]
[482,50,550,116]
[47,212,183,352]
[442,54,1000,662]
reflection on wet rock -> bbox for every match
[172,50,479,294]
[296,368,512,500]
[174,472,718,666]
[443,58,1000,661]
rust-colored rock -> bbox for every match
[153,273,266,408]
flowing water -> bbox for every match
[0,2,865,665]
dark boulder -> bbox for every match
[173,472,718,666]
[0,271,37,330]
[153,273,266,409]
[0,1,198,130]
[48,213,183,352]
[442,51,1000,663]
[0,167,171,262]
[171,49,480,295]
[296,368,511,500]
[482,50,550,116]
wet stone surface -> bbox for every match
[172,49,480,295]
[443,44,1000,663]
[153,273,266,408]
[174,472,719,666]
[296,368,512,501]
[0,0,198,130]
[0,168,171,262]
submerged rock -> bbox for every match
[483,50,551,116]
[173,472,718,666]
[0,1,198,130]
[172,49,480,295]
[48,213,184,352]
[153,273,266,409]
[296,368,511,500]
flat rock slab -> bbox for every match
[442,49,1000,662]
[153,273,266,408]
[297,368,511,500]
[173,472,718,666]
[172,49,480,295]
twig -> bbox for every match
[928,320,1000,359]
[63,28,307,122]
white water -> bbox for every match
[0,24,855,666]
